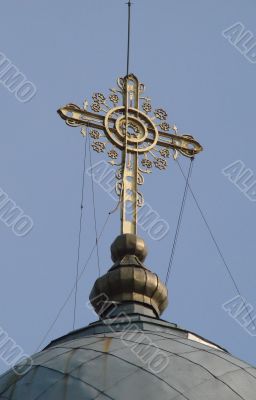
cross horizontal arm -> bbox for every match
[58,104,203,157]
[58,104,106,126]
[147,129,202,156]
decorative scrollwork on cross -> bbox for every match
[58,74,203,235]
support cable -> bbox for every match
[72,135,88,330]
[165,158,194,285]
[36,212,111,352]
[176,159,256,331]
[89,137,101,276]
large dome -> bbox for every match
[0,314,255,400]
[1,234,256,399]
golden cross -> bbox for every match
[58,74,203,236]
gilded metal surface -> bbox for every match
[89,233,168,317]
[111,234,148,262]
[58,74,203,236]
[90,265,168,317]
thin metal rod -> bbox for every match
[126,0,132,76]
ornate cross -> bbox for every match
[58,74,203,235]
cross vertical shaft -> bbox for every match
[121,75,140,235]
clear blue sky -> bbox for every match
[0,0,256,373]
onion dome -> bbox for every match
[90,234,168,318]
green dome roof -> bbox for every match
[0,314,255,400]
